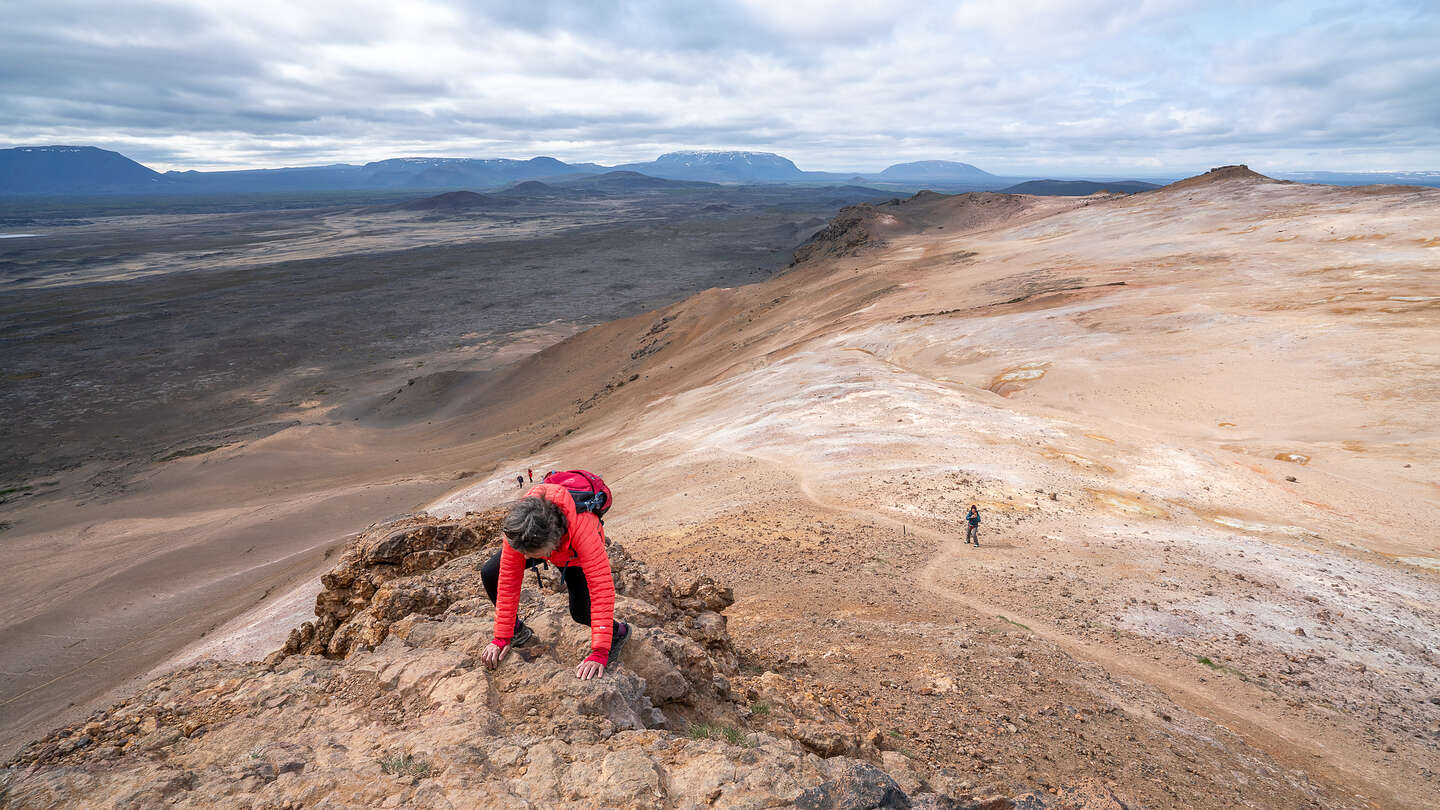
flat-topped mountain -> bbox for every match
[614,151,805,183]
[878,159,995,181]
[0,146,165,193]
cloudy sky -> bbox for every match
[3,0,1437,175]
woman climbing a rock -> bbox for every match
[479,471,631,680]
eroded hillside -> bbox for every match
[5,516,1106,809]
[430,169,1440,808]
[5,170,1438,808]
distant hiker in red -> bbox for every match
[527,468,533,482]
[480,471,630,680]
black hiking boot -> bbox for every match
[510,622,536,648]
[606,622,632,669]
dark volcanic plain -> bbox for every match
[0,182,886,753]
[0,184,882,485]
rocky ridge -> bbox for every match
[1162,163,1281,190]
[790,191,1039,267]
[1,511,1130,809]
[790,204,881,265]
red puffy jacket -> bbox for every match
[491,483,616,664]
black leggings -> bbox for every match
[480,550,620,634]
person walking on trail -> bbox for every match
[516,475,524,487]
[527,468,533,482]
[965,505,981,546]
[479,475,631,680]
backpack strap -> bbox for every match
[569,489,606,514]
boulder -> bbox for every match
[797,760,912,809]
[881,750,928,796]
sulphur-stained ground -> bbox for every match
[429,169,1440,808]
[5,168,1438,808]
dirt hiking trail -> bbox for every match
[431,173,1439,808]
[6,171,1435,808]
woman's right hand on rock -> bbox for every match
[480,642,508,670]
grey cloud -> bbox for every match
[466,0,907,56]
[0,0,1436,173]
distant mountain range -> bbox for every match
[1270,170,1440,186]
[0,147,1051,195]
[5,144,1432,196]
[166,155,611,193]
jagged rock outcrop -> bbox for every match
[267,510,741,722]
[1162,163,1284,191]
[791,204,880,264]
[270,509,508,661]
[790,191,1034,267]
[2,510,1122,808]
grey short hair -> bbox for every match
[502,496,566,554]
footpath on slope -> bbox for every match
[8,175,1436,808]
[660,440,1412,807]
[622,453,1372,810]
[413,176,1440,808]
[810,467,1403,807]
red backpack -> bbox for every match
[542,469,613,519]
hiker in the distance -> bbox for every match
[479,470,631,680]
[965,504,981,546]
[516,474,524,487]
[527,468,534,482]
